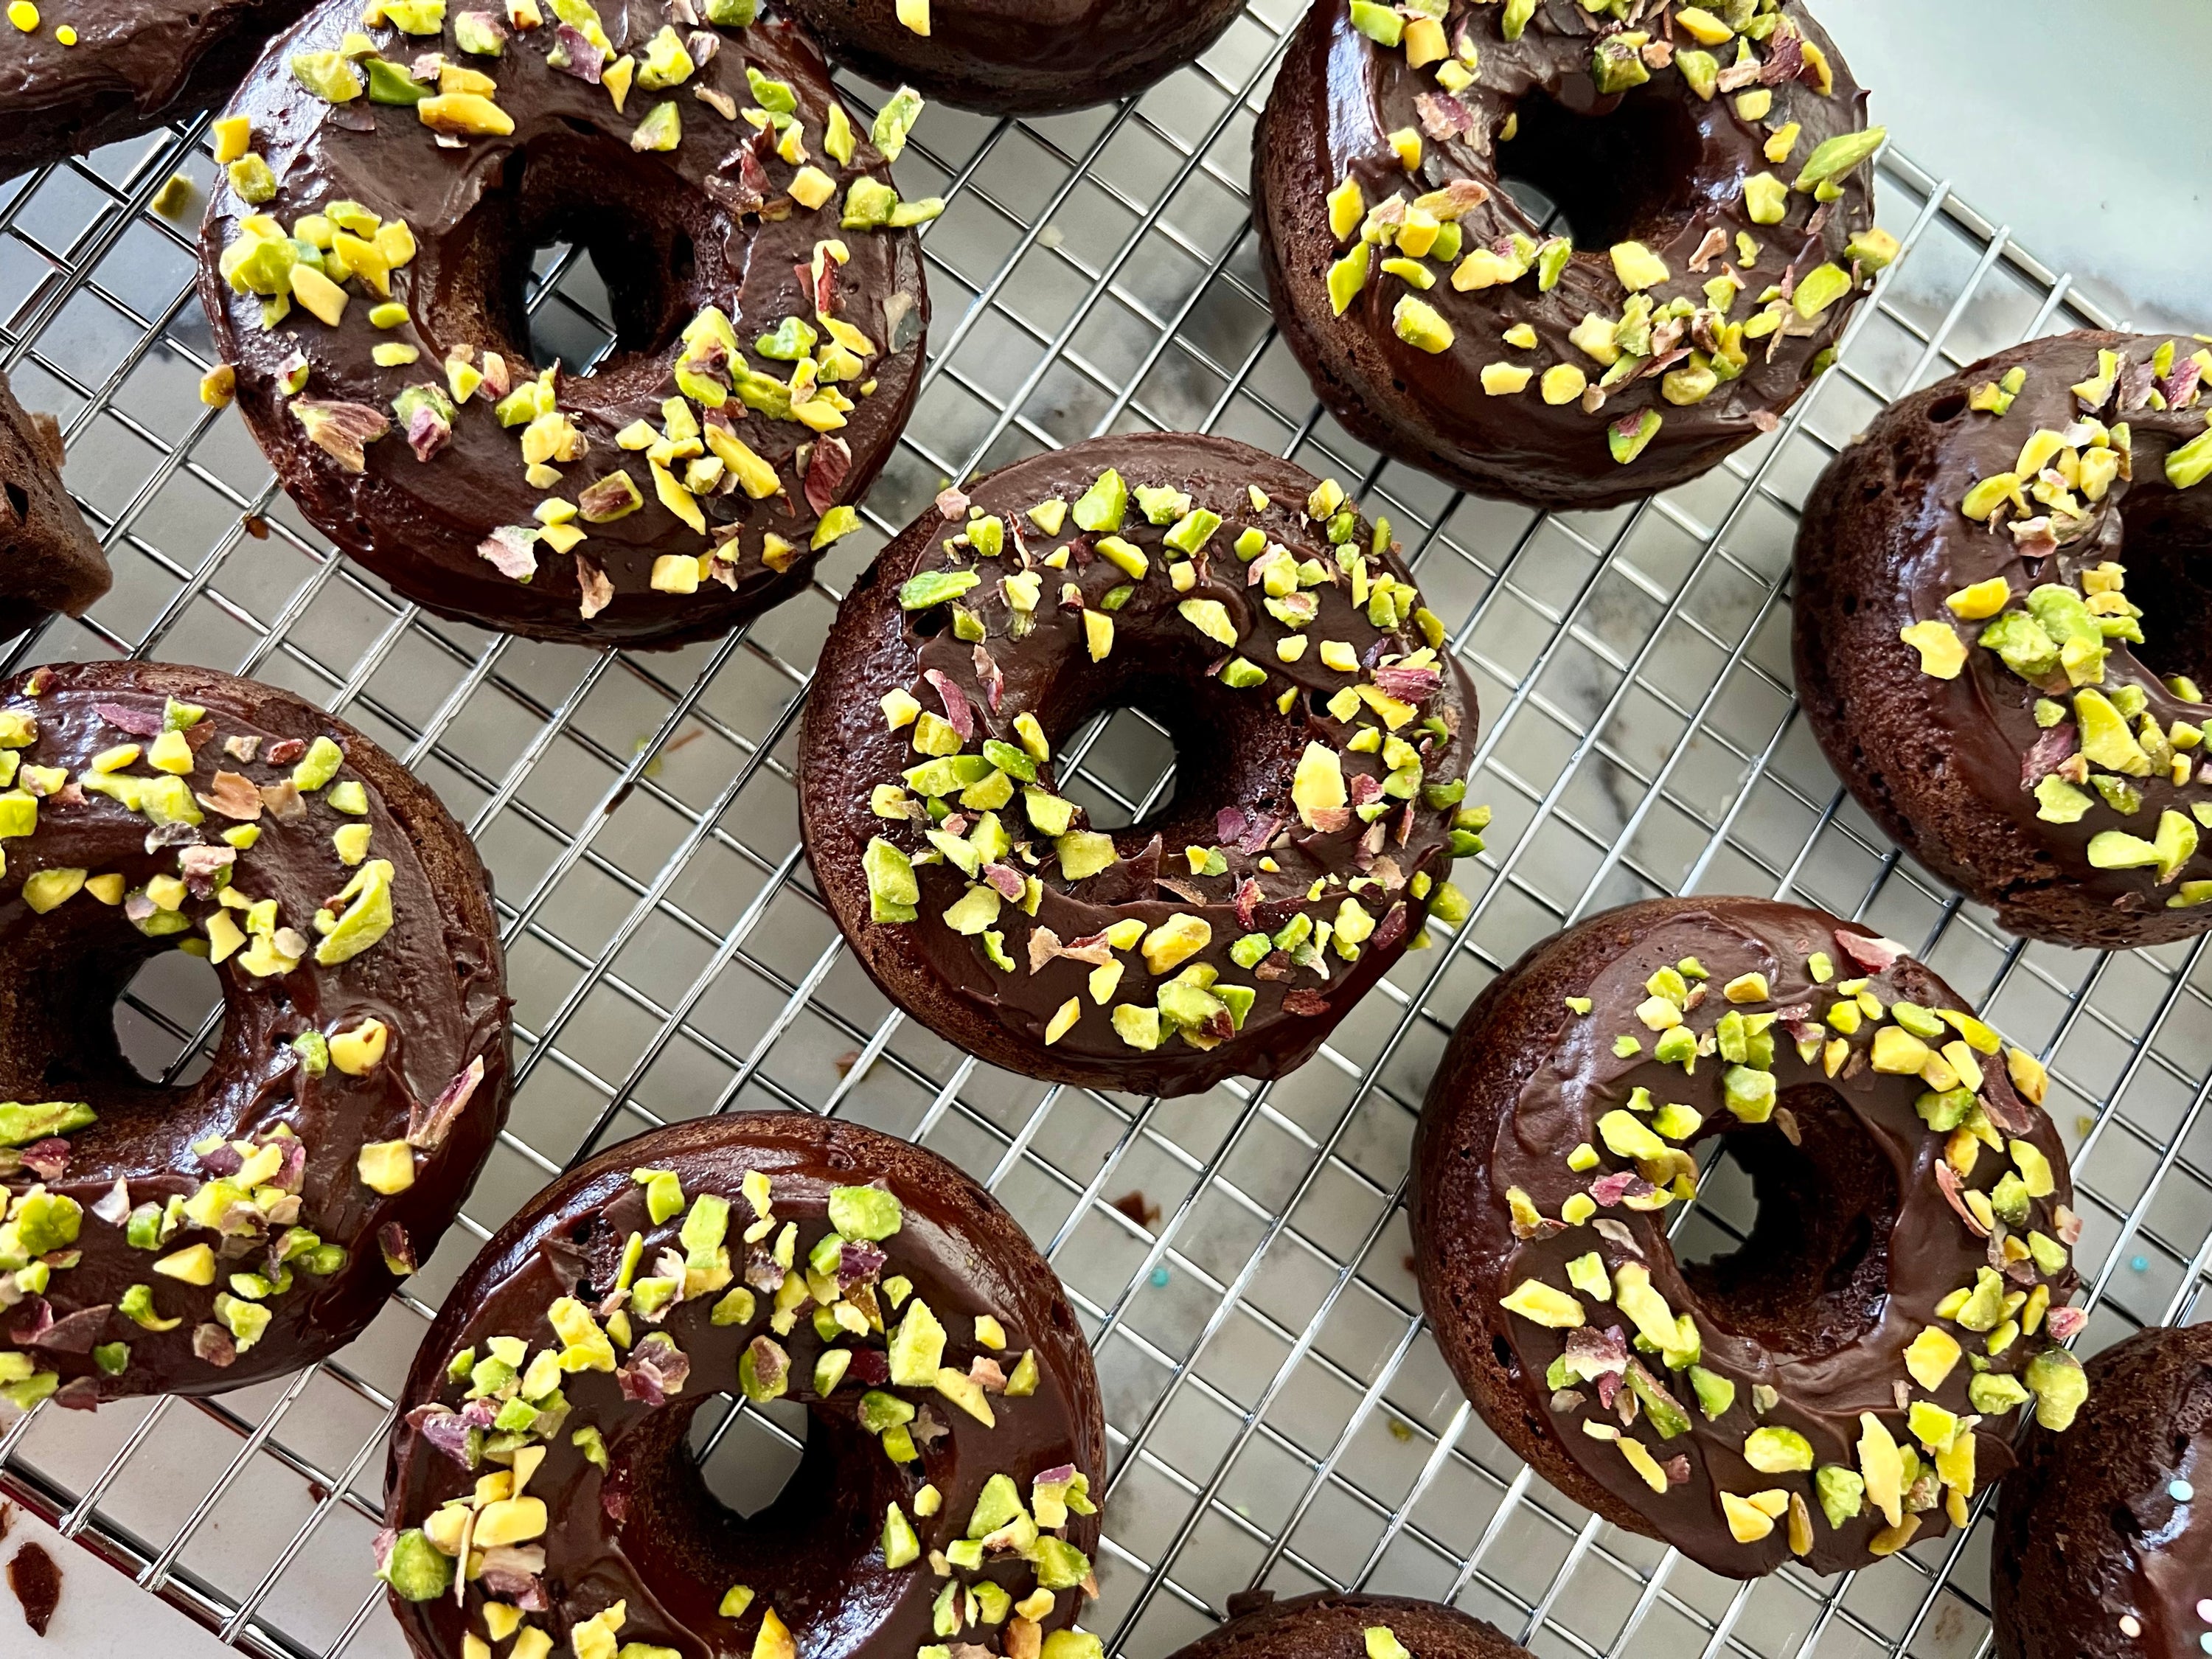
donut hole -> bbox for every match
[436,134,727,400]
[610,1391,919,1636]
[693,1394,808,1518]
[1494,83,1705,250]
[1674,1084,1897,1359]
[2113,484,2212,697]
[1043,650,1308,853]
[111,948,223,1086]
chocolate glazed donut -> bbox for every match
[0,660,507,1408]
[1411,897,2090,1579]
[1993,1324,2212,1659]
[0,0,313,181]
[1253,0,1885,510]
[1170,1591,1533,1659]
[380,1112,1108,1659]
[1795,331,2212,951]
[799,432,1480,1098]
[780,0,1247,115]
[0,371,110,645]
[198,0,929,647]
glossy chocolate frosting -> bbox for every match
[1173,1590,1531,1659]
[0,0,313,180]
[383,1111,1107,1659]
[0,372,109,644]
[1412,897,2084,1578]
[799,431,1479,1097]
[197,0,928,648]
[0,660,508,1405]
[781,0,1246,115]
[1994,1324,2212,1659]
[1253,0,1875,510]
[1795,330,2212,950]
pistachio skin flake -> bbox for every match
[382,1113,1106,1659]
[1413,897,2082,1579]
[800,433,1478,1099]
[1795,331,2212,950]
[195,0,931,648]
[1249,0,1882,510]
[0,659,509,1411]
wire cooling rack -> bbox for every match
[0,6,2199,1658]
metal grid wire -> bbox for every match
[0,7,2201,1658]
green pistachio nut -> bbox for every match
[312,858,395,964]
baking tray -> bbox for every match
[0,7,2191,1657]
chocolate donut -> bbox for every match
[379,1111,1108,1659]
[1993,1324,2212,1659]
[1795,330,2212,950]
[1253,0,1887,510]
[197,0,930,647]
[1170,1591,1531,1659]
[0,0,314,180]
[0,372,110,645]
[779,0,1247,116]
[1411,897,2089,1579]
[0,660,507,1409]
[798,432,1481,1098]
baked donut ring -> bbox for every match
[0,0,312,180]
[781,0,1248,116]
[0,660,507,1408]
[1993,1324,2212,1659]
[1795,330,2212,950]
[0,371,110,644]
[198,0,928,647]
[1412,897,2087,1578]
[380,1112,1107,1659]
[1168,1590,1532,1659]
[1254,0,1885,509]
[799,432,1480,1098]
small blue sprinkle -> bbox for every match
[2197,1632,2211,1656]
[1149,1266,1171,1287]
[2174,1479,2197,1503]
[2132,1255,2151,1273]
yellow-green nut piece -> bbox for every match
[1899,619,1966,679]
[1327,243,1372,316]
[1391,294,1453,354]
[1743,171,1788,224]
[1793,126,1887,192]
[1499,1277,1584,1329]
[1792,262,1853,320]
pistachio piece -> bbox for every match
[1793,127,1886,192]
[1498,1278,1583,1329]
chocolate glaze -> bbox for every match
[0,373,109,646]
[0,661,508,1403]
[799,431,1478,1097]
[385,1112,1106,1659]
[197,0,927,648]
[781,0,1246,115]
[1994,1325,2212,1659]
[0,0,313,181]
[1412,897,2081,1579]
[1795,330,2212,950]
[1167,1590,1529,1659]
[1253,0,1874,511]
[5,1540,58,1637]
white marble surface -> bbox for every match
[2,1503,232,1654]
[1829,0,2211,330]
